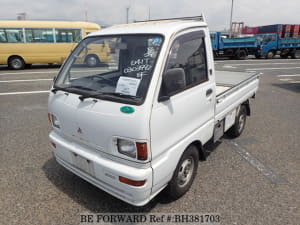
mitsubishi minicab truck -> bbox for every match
[48,16,260,206]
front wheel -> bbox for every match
[167,145,199,200]
[8,56,25,70]
[266,51,275,59]
[227,105,247,138]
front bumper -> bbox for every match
[49,131,153,206]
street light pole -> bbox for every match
[229,0,234,37]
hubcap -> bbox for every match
[13,59,21,68]
[177,157,194,188]
[87,57,97,66]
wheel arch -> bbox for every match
[8,55,26,64]
[242,100,251,116]
[188,140,206,161]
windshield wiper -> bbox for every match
[51,85,94,94]
[78,92,142,101]
[78,92,104,101]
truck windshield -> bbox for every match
[54,34,164,105]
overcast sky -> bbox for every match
[1,0,300,30]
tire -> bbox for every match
[266,51,275,59]
[291,50,300,59]
[167,145,199,200]
[8,56,25,70]
[236,50,248,60]
[227,105,247,138]
[85,55,99,67]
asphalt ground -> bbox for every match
[0,59,299,225]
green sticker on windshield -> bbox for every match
[120,106,135,114]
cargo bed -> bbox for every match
[215,70,260,122]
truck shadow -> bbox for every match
[43,157,174,212]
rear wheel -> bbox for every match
[85,55,99,67]
[8,56,25,70]
[291,50,300,59]
[167,145,199,200]
[236,50,248,60]
[227,105,247,138]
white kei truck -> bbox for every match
[48,16,260,206]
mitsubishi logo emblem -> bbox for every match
[77,127,83,134]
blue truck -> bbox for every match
[256,33,300,59]
[210,32,260,60]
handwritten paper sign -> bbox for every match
[115,76,141,96]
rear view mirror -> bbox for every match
[158,68,186,102]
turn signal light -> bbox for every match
[119,176,146,187]
[136,142,148,160]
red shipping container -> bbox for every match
[242,26,259,35]
[291,25,300,37]
[285,25,291,32]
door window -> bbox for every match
[160,31,208,97]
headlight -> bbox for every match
[117,139,136,158]
[51,114,60,129]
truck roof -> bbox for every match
[89,19,207,38]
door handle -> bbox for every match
[206,88,213,97]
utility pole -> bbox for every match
[148,7,151,21]
[85,9,88,22]
[84,0,88,21]
[126,7,130,24]
[229,0,234,37]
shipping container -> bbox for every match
[258,24,283,34]
[242,26,259,35]
[291,25,300,37]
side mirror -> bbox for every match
[158,68,186,102]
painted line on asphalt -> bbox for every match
[289,81,300,84]
[277,74,300,77]
[245,67,300,71]
[215,59,300,63]
[0,66,116,76]
[227,140,287,184]
[279,78,293,81]
[0,71,58,76]
[223,65,237,68]
[0,90,49,96]
[225,62,300,66]
[0,79,52,83]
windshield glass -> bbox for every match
[54,34,164,105]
